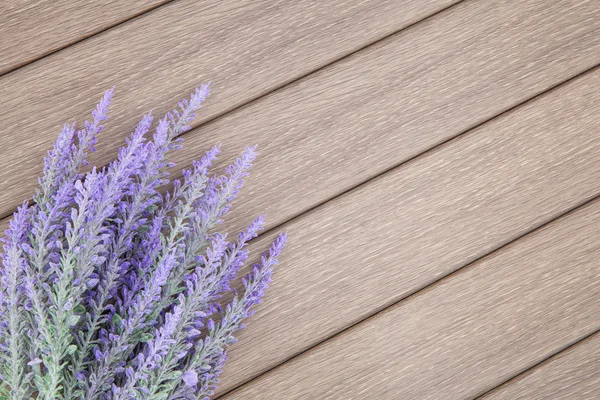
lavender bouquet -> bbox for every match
[0,85,286,400]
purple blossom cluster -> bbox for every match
[0,85,286,400]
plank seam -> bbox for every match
[0,0,177,78]
[215,63,600,398]
[473,329,600,399]
[239,62,600,244]
[2,3,598,395]
[0,0,465,221]
[218,193,600,398]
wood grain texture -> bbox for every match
[175,0,600,237]
[215,69,600,395]
[0,1,598,396]
[1,0,597,239]
[225,188,600,399]
[0,0,456,220]
[0,0,169,74]
[482,333,600,400]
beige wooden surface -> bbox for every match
[0,0,169,74]
[224,193,600,399]
[0,0,456,220]
[0,0,596,238]
[214,68,600,395]
[1,0,598,398]
[482,333,600,400]
[172,0,600,237]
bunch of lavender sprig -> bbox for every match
[0,85,286,400]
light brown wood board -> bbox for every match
[0,0,596,396]
[223,172,600,399]
[481,332,600,400]
[0,0,597,237]
[174,0,600,237]
[0,0,170,75]
[213,67,600,395]
[0,0,458,220]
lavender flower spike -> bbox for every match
[85,248,181,399]
[140,218,265,398]
[172,233,287,399]
[0,204,33,399]
[65,83,210,397]
[0,85,287,399]
[114,303,184,399]
[35,88,113,206]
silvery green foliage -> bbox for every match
[0,85,286,400]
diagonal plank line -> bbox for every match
[249,61,599,241]
[0,1,596,396]
[0,0,178,78]
[2,1,597,393]
[0,0,465,222]
[473,329,600,399]
[219,195,600,398]
[215,62,600,398]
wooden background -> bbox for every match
[1,0,599,398]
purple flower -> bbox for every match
[0,85,286,400]
[182,370,198,387]
[173,233,287,399]
[0,204,33,399]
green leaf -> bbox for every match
[65,344,77,356]
[139,333,154,343]
[165,370,182,380]
[73,304,86,314]
[67,314,80,326]
[112,314,123,331]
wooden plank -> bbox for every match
[0,0,599,391]
[0,0,169,74]
[190,0,600,236]
[481,333,600,400]
[224,185,600,399]
[214,68,600,395]
[2,0,597,237]
[0,0,457,219]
